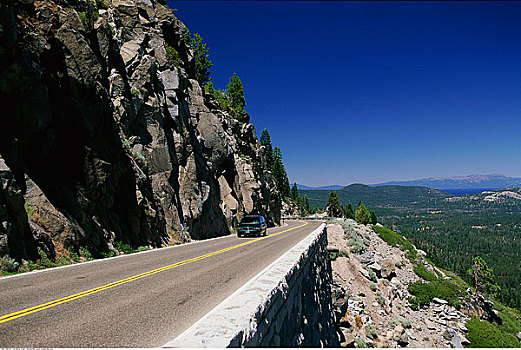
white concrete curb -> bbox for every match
[162,223,326,348]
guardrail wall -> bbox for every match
[164,223,338,347]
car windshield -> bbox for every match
[240,217,260,225]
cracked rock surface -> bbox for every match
[0,0,280,260]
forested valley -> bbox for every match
[302,185,521,309]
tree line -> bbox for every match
[326,190,378,224]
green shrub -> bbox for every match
[95,0,108,9]
[441,268,469,291]
[347,238,367,254]
[340,220,369,254]
[338,249,349,258]
[79,246,93,260]
[136,246,149,252]
[67,248,80,263]
[354,337,367,348]
[1,256,20,273]
[401,320,412,329]
[395,260,404,269]
[370,283,377,292]
[55,257,71,267]
[113,241,133,254]
[466,317,520,348]
[390,318,400,328]
[131,149,147,170]
[372,225,418,261]
[365,324,378,339]
[165,44,180,67]
[369,270,378,283]
[377,293,386,307]
[78,12,88,28]
[100,251,116,258]
[24,203,46,228]
[413,263,438,282]
[37,247,56,268]
[408,279,465,309]
[371,225,402,247]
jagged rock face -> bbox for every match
[0,0,280,259]
[0,157,38,261]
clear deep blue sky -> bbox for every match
[168,1,521,186]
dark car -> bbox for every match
[237,215,267,238]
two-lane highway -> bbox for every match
[0,220,321,347]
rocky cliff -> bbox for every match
[0,0,281,262]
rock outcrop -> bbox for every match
[0,0,281,261]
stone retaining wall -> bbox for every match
[163,223,339,347]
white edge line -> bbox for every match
[0,222,301,281]
[162,222,325,348]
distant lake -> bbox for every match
[440,188,499,196]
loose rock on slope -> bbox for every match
[328,219,470,347]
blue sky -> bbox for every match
[169,1,521,186]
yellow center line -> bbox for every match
[0,220,309,325]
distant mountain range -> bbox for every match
[300,184,451,209]
[298,175,521,192]
[300,183,521,210]
[296,184,345,191]
[372,174,521,190]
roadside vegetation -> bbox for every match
[0,241,152,277]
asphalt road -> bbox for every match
[0,220,321,347]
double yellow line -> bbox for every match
[0,221,308,325]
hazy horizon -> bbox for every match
[295,173,521,188]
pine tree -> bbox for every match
[226,73,248,121]
[327,191,342,217]
[183,28,191,47]
[191,33,212,85]
[290,183,299,201]
[260,129,274,171]
[304,195,310,214]
[344,203,355,219]
[468,256,501,297]
[272,147,290,199]
[355,201,371,225]
[370,211,378,225]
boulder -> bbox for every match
[445,328,464,348]
[462,294,501,323]
[392,325,409,347]
[425,319,437,330]
[359,251,375,264]
[339,328,355,347]
[432,297,448,305]
[380,258,396,279]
